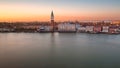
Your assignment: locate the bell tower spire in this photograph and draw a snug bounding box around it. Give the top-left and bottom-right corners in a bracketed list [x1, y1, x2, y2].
[51, 10, 54, 21]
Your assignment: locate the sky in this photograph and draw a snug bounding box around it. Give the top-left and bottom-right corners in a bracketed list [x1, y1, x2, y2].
[0, 0, 120, 22]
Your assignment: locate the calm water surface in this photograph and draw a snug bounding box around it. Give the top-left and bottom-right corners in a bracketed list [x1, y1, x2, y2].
[0, 33, 120, 68]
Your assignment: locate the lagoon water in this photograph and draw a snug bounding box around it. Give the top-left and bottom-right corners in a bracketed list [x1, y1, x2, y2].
[0, 33, 120, 68]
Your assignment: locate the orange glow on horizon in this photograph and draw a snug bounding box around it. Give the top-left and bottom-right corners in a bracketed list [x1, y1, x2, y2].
[0, 15, 120, 22]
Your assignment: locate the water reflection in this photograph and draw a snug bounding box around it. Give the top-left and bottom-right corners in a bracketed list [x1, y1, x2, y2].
[0, 33, 120, 68]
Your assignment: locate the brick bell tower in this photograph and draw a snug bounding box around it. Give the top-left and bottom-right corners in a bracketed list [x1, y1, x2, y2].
[51, 11, 55, 32]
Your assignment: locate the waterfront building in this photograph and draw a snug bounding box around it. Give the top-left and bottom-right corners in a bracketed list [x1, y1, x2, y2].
[102, 26, 109, 33]
[75, 23, 81, 30]
[118, 27, 120, 32]
[108, 26, 119, 34]
[93, 26, 102, 33]
[39, 26, 51, 31]
[37, 24, 53, 32]
[77, 26, 86, 32]
[0, 28, 14, 32]
[58, 23, 76, 32]
[85, 26, 94, 33]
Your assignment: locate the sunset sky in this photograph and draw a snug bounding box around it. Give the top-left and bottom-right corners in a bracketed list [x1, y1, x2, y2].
[0, 0, 120, 22]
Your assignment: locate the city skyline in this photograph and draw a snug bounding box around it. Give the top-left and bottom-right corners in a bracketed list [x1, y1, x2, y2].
[0, 0, 120, 22]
